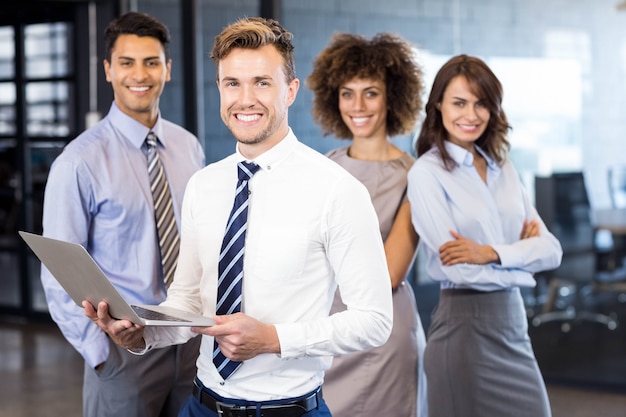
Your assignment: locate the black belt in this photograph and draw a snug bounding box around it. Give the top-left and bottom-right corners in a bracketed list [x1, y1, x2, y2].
[192, 379, 321, 417]
[442, 288, 510, 296]
[442, 288, 486, 295]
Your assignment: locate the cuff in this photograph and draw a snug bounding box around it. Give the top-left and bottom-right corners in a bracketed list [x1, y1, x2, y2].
[126, 339, 152, 355]
[491, 244, 520, 268]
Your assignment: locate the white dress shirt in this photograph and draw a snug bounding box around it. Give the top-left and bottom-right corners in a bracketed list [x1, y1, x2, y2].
[407, 141, 562, 292]
[143, 129, 393, 401]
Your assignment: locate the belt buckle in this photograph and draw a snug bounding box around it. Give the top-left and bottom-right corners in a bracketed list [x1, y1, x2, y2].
[215, 401, 251, 417]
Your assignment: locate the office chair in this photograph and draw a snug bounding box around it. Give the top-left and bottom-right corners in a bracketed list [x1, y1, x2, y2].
[603, 165, 626, 302]
[531, 172, 624, 332]
[608, 165, 626, 209]
[606, 165, 626, 267]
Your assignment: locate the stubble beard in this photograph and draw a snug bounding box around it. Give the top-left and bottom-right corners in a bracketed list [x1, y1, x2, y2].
[231, 125, 271, 146]
[225, 109, 285, 147]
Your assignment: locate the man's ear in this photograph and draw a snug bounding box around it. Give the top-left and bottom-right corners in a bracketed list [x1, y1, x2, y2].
[286, 78, 300, 107]
[103, 59, 111, 83]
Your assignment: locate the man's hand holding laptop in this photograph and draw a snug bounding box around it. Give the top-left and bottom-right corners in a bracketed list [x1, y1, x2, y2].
[84, 300, 147, 351]
[85, 299, 281, 361]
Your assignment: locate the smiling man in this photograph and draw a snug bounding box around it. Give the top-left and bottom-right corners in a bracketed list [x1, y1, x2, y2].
[85, 17, 393, 417]
[40, 12, 205, 417]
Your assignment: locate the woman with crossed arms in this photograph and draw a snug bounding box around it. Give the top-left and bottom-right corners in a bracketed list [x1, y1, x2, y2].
[407, 54, 562, 417]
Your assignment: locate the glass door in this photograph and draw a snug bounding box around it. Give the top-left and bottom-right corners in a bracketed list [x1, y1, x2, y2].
[0, 13, 77, 318]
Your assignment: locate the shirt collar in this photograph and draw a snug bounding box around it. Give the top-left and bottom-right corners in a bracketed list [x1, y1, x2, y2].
[444, 140, 498, 170]
[108, 101, 164, 149]
[235, 128, 297, 173]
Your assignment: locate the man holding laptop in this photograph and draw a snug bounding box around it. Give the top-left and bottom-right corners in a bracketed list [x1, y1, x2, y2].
[86, 17, 393, 417]
[39, 12, 204, 417]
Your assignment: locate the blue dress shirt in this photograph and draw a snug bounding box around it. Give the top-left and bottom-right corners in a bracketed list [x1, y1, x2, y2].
[40, 102, 205, 368]
[407, 141, 562, 292]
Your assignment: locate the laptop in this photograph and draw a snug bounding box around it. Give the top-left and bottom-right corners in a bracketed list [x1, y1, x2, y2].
[19, 231, 214, 327]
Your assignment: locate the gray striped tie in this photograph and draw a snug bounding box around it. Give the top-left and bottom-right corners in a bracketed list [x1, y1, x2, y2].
[146, 132, 179, 288]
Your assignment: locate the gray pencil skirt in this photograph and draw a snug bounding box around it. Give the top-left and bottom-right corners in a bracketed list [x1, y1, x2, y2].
[424, 287, 551, 417]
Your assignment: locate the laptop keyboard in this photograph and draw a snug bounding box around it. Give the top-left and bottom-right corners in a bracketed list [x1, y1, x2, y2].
[131, 305, 190, 322]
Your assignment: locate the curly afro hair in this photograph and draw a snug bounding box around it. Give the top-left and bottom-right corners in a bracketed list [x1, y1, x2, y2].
[306, 32, 424, 139]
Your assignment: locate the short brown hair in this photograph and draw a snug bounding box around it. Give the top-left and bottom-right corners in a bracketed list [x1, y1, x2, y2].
[306, 32, 424, 139]
[416, 54, 511, 170]
[211, 17, 296, 82]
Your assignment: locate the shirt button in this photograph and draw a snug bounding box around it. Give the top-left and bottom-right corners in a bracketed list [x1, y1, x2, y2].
[266, 165, 271, 170]
[219, 381, 225, 386]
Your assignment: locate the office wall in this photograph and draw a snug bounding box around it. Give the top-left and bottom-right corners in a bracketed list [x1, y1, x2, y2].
[141, 0, 626, 207]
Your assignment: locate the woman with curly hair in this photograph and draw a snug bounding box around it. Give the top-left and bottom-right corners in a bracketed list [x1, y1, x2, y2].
[307, 32, 427, 417]
[407, 54, 562, 416]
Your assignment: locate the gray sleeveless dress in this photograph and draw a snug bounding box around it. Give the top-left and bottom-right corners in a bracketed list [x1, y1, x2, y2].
[323, 146, 427, 417]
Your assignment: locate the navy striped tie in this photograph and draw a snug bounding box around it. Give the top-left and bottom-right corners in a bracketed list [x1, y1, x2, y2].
[213, 161, 260, 379]
[146, 132, 179, 289]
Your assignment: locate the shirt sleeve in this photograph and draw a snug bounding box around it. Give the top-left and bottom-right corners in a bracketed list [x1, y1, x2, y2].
[492, 182, 563, 273]
[276, 177, 393, 359]
[40, 158, 109, 368]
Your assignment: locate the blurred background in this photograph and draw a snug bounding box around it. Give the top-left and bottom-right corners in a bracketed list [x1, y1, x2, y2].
[0, 0, 625, 414]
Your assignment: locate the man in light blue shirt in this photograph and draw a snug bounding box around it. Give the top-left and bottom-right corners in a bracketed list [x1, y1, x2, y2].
[40, 12, 205, 417]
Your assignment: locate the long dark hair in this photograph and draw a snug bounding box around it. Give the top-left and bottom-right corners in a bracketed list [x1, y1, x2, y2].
[416, 54, 511, 170]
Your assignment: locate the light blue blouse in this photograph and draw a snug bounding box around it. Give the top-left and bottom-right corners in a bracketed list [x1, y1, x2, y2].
[407, 141, 562, 292]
